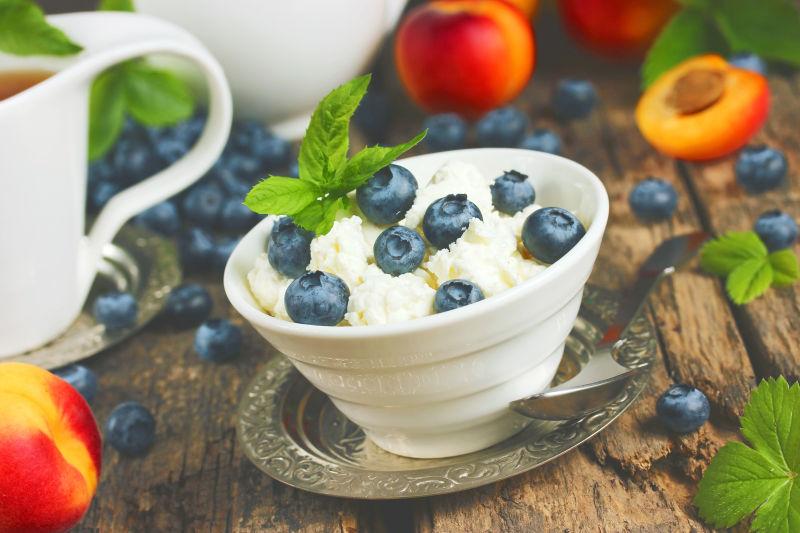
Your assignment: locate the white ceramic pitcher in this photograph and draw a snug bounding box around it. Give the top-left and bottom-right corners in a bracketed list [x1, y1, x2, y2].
[0, 12, 232, 357]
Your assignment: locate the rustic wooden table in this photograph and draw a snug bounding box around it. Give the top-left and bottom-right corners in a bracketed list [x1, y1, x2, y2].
[73, 21, 800, 533]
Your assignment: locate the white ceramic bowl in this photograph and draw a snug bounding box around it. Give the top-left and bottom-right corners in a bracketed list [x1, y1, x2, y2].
[224, 148, 609, 458]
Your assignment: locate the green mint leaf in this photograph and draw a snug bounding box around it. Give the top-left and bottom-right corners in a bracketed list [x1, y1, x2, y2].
[244, 177, 318, 216]
[0, 0, 83, 56]
[88, 67, 126, 160]
[700, 231, 767, 277]
[711, 0, 800, 66]
[292, 195, 345, 235]
[122, 61, 194, 126]
[726, 257, 773, 304]
[769, 249, 800, 287]
[695, 377, 800, 532]
[298, 74, 370, 188]
[98, 0, 134, 11]
[335, 130, 427, 192]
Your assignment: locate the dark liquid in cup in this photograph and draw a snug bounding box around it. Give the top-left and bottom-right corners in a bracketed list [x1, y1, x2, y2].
[0, 70, 53, 101]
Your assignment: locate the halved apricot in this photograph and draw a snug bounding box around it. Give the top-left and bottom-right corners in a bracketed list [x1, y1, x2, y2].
[636, 54, 770, 161]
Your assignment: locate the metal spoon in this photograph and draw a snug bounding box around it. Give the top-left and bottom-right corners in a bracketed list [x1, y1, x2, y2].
[510, 231, 710, 420]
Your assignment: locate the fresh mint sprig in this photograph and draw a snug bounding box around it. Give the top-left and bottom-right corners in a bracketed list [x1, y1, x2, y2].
[244, 75, 426, 236]
[700, 230, 799, 304]
[695, 376, 800, 532]
[0, 0, 83, 56]
[642, 0, 800, 87]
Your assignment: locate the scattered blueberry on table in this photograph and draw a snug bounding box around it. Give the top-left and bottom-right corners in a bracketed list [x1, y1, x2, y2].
[268, 217, 314, 278]
[356, 164, 419, 225]
[736, 145, 788, 194]
[53, 365, 98, 402]
[88, 180, 120, 213]
[163, 283, 213, 329]
[423, 193, 483, 249]
[519, 128, 562, 155]
[135, 201, 181, 237]
[552, 79, 597, 121]
[423, 113, 468, 152]
[656, 384, 710, 434]
[629, 177, 678, 221]
[476, 106, 529, 147]
[728, 53, 767, 75]
[754, 210, 798, 251]
[106, 401, 156, 456]
[491, 170, 536, 214]
[194, 319, 243, 362]
[522, 207, 586, 264]
[182, 182, 225, 229]
[178, 227, 216, 272]
[213, 237, 240, 272]
[92, 291, 138, 330]
[219, 198, 259, 233]
[434, 279, 485, 313]
[374, 226, 426, 276]
[284, 272, 350, 326]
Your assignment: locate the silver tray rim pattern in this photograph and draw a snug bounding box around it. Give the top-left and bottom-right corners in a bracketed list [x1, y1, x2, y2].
[236, 286, 656, 499]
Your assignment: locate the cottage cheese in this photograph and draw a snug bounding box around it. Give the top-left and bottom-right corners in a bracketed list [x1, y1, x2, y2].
[503, 203, 541, 240]
[247, 253, 292, 321]
[309, 216, 370, 288]
[345, 266, 436, 326]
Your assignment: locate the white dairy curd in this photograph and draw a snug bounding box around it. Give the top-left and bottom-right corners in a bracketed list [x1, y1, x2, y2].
[309, 216, 370, 289]
[345, 266, 436, 326]
[503, 202, 541, 239]
[247, 253, 292, 321]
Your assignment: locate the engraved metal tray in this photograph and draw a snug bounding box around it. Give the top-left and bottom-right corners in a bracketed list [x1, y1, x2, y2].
[237, 286, 656, 499]
[1, 225, 181, 369]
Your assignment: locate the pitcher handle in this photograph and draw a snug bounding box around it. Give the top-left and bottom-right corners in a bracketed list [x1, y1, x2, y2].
[53, 12, 233, 297]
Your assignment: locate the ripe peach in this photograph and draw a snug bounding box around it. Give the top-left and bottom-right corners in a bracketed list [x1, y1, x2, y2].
[0, 363, 101, 533]
[558, 0, 677, 58]
[636, 54, 770, 161]
[395, 0, 535, 117]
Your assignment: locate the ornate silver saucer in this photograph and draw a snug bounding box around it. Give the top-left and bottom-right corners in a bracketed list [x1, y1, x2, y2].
[237, 286, 656, 499]
[1, 225, 181, 369]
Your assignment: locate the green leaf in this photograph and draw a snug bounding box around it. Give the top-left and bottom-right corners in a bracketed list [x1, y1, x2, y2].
[244, 177, 318, 216]
[122, 62, 194, 126]
[700, 231, 767, 276]
[641, 8, 727, 88]
[695, 377, 800, 532]
[98, 0, 134, 11]
[292, 195, 345, 235]
[769, 249, 800, 287]
[88, 67, 126, 160]
[0, 0, 83, 56]
[335, 130, 427, 192]
[298, 74, 370, 187]
[726, 257, 773, 304]
[711, 0, 800, 65]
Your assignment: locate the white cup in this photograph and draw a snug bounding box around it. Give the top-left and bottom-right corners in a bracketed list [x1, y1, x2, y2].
[136, 0, 408, 139]
[0, 12, 232, 357]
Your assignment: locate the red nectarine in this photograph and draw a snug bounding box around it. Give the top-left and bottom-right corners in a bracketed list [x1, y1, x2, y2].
[395, 0, 535, 117]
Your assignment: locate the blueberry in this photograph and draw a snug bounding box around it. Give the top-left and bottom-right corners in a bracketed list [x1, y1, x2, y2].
[178, 227, 216, 271]
[754, 210, 798, 251]
[475, 106, 529, 147]
[656, 384, 710, 433]
[182, 183, 224, 228]
[252, 132, 291, 170]
[284, 271, 350, 326]
[88, 180, 120, 212]
[522, 207, 586, 264]
[169, 112, 206, 147]
[423, 113, 467, 152]
[212, 166, 251, 198]
[374, 226, 426, 276]
[194, 319, 242, 362]
[422, 194, 483, 249]
[92, 291, 138, 330]
[288, 160, 299, 179]
[106, 401, 156, 456]
[53, 365, 98, 402]
[356, 164, 418, 225]
[268, 217, 313, 278]
[728, 53, 767, 75]
[89, 158, 114, 183]
[628, 177, 678, 221]
[434, 279, 484, 313]
[230, 120, 269, 153]
[135, 201, 181, 236]
[491, 170, 536, 214]
[519, 128, 562, 155]
[552, 79, 597, 121]
[220, 198, 258, 232]
[163, 283, 213, 328]
[111, 137, 162, 185]
[212, 237, 239, 272]
[153, 136, 190, 165]
[736, 145, 788, 194]
[354, 88, 391, 142]
[226, 152, 265, 184]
